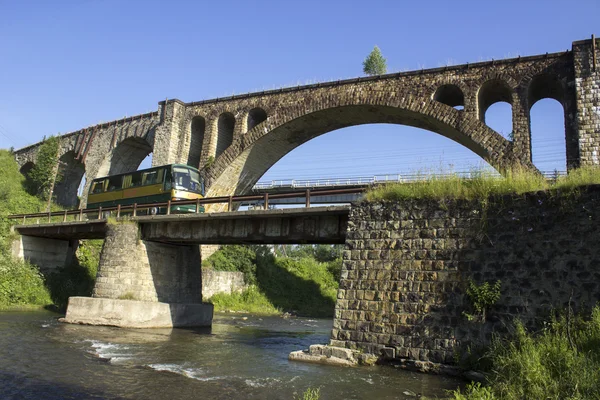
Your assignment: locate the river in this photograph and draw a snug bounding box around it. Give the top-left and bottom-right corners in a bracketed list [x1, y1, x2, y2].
[0, 311, 459, 399]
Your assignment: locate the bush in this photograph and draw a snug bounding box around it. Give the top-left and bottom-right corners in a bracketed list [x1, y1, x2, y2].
[204, 245, 342, 317]
[208, 286, 279, 315]
[202, 245, 257, 284]
[452, 306, 600, 400]
[26, 136, 60, 200]
[0, 257, 51, 307]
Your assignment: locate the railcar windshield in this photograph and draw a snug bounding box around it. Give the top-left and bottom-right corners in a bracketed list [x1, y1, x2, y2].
[172, 166, 203, 194]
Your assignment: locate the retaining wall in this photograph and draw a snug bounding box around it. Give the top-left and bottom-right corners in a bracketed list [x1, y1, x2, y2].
[332, 187, 600, 363]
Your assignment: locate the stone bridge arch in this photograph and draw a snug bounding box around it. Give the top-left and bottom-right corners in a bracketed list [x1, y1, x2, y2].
[54, 151, 85, 208]
[205, 92, 536, 199]
[96, 136, 153, 178]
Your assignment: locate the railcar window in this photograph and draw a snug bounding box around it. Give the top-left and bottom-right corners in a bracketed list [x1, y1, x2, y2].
[107, 176, 122, 191]
[131, 172, 143, 187]
[143, 171, 159, 185]
[172, 166, 202, 193]
[91, 180, 106, 194]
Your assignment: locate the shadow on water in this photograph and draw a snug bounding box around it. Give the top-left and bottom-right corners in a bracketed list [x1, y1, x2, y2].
[254, 250, 336, 318]
[0, 371, 127, 400]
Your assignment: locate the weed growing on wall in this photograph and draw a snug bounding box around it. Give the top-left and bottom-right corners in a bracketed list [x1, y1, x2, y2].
[463, 280, 501, 322]
[26, 136, 61, 201]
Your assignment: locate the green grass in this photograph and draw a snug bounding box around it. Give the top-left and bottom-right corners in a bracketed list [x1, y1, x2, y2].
[205, 245, 341, 317]
[452, 306, 600, 400]
[365, 168, 549, 202]
[0, 150, 101, 310]
[210, 286, 281, 315]
[554, 165, 600, 190]
[295, 387, 321, 400]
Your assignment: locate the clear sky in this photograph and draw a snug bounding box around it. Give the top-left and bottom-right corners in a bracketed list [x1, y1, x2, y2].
[1, 0, 598, 183]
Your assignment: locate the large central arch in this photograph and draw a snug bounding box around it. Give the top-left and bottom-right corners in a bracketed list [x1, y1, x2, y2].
[205, 92, 534, 199]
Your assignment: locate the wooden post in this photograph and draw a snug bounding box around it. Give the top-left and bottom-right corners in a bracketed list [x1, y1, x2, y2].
[305, 189, 311, 208]
[63, 210, 68, 222]
[264, 193, 269, 210]
[98, 206, 102, 220]
[196, 198, 200, 213]
[48, 212, 51, 223]
[167, 200, 171, 215]
[133, 203, 137, 217]
[117, 204, 121, 218]
[228, 196, 233, 211]
[79, 208, 83, 222]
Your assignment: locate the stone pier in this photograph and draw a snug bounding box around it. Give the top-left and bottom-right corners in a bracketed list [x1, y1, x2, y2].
[62, 222, 213, 328]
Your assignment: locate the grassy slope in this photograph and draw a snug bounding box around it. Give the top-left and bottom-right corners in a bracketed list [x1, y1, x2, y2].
[205, 246, 341, 317]
[0, 150, 100, 310]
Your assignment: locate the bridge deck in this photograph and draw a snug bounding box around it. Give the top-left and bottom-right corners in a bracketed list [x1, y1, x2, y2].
[13, 206, 350, 244]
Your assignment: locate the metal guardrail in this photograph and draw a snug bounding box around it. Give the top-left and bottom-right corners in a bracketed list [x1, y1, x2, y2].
[7, 187, 366, 224]
[252, 171, 568, 190]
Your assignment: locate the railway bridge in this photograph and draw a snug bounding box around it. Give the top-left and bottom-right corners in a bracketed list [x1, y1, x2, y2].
[12, 38, 600, 210]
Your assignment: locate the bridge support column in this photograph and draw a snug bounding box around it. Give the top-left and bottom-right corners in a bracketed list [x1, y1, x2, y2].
[573, 38, 600, 166]
[63, 222, 213, 328]
[152, 100, 187, 167]
[11, 235, 78, 274]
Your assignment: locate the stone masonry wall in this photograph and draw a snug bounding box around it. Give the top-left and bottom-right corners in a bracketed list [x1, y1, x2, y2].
[573, 38, 600, 166]
[201, 269, 247, 300]
[331, 188, 600, 364]
[93, 223, 202, 303]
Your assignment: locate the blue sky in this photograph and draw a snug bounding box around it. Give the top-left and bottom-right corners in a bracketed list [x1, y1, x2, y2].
[1, 0, 598, 183]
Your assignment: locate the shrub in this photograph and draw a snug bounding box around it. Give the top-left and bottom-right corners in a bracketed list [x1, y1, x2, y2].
[0, 257, 51, 307]
[204, 245, 341, 317]
[202, 245, 257, 284]
[452, 306, 600, 400]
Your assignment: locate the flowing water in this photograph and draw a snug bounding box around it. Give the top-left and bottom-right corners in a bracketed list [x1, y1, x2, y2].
[0, 311, 459, 399]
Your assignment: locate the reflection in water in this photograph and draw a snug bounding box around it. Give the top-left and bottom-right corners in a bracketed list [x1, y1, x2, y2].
[0, 311, 459, 399]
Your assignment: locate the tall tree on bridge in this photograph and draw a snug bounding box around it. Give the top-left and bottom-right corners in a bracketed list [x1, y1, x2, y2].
[363, 46, 387, 76]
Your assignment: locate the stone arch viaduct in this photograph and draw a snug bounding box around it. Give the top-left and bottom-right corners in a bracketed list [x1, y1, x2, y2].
[13, 38, 599, 208]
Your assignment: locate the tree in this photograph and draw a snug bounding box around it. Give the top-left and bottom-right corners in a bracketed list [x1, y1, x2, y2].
[362, 46, 387, 76]
[28, 136, 60, 202]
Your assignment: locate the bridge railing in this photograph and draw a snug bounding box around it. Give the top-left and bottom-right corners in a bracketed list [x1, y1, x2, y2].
[7, 187, 366, 225]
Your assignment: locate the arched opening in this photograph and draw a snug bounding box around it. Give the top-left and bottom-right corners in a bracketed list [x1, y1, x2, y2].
[97, 137, 153, 178]
[433, 84, 464, 110]
[19, 162, 36, 193]
[216, 112, 235, 158]
[247, 108, 267, 131]
[528, 74, 567, 173]
[478, 79, 513, 140]
[207, 103, 511, 199]
[19, 161, 35, 178]
[257, 124, 492, 185]
[54, 151, 85, 208]
[188, 116, 205, 168]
